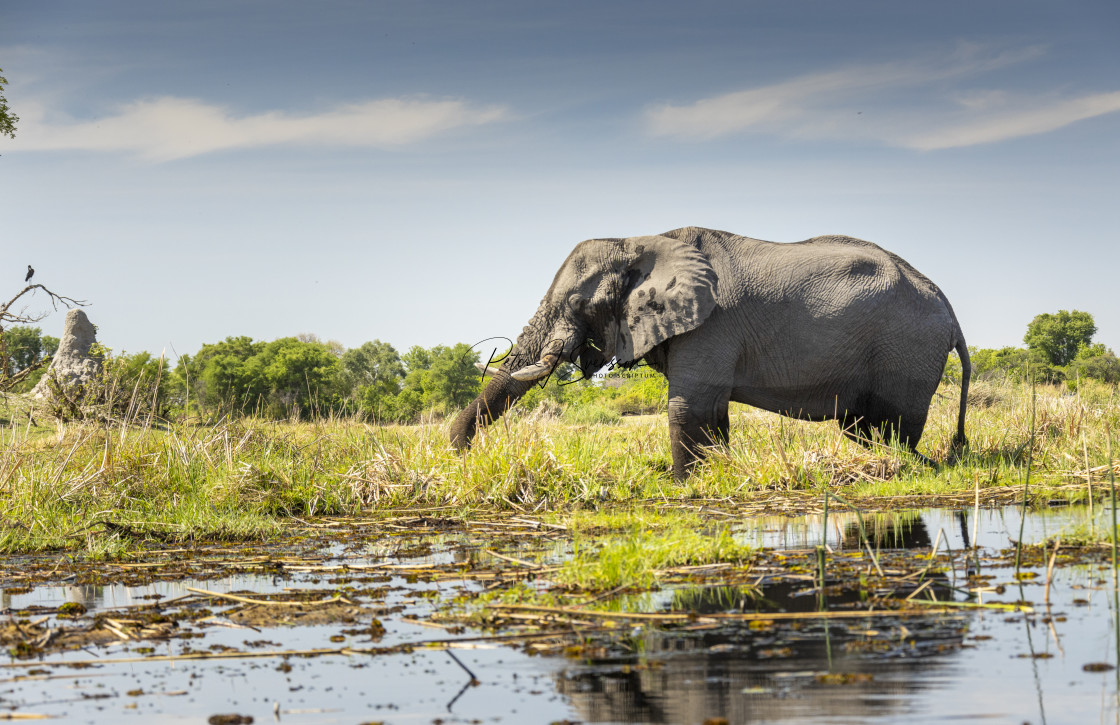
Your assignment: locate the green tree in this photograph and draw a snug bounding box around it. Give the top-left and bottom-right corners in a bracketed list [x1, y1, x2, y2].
[178, 336, 343, 418]
[42, 334, 59, 359]
[401, 345, 434, 371]
[1, 326, 59, 391]
[0, 67, 17, 139]
[177, 336, 266, 415]
[1068, 343, 1120, 385]
[426, 343, 483, 410]
[3, 326, 48, 373]
[103, 350, 178, 418]
[255, 337, 342, 417]
[340, 340, 404, 394]
[1023, 310, 1097, 367]
[971, 346, 1033, 377]
[379, 385, 424, 422]
[373, 343, 482, 422]
[612, 369, 669, 414]
[969, 345, 1062, 383]
[341, 340, 406, 420]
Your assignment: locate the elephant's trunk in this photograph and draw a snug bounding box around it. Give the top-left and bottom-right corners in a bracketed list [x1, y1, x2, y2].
[450, 308, 583, 449]
[449, 308, 552, 448]
[449, 369, 537, 449]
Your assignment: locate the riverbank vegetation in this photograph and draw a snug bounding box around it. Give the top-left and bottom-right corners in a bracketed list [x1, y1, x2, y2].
[1, 305, 1118, 554]
[0, 369, 1116, 555]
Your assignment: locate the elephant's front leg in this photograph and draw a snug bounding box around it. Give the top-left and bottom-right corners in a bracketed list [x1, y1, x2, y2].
[667, 384, 731, 480]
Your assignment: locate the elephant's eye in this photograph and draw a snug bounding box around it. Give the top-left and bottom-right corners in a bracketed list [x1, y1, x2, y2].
[568, 294, 585, 313]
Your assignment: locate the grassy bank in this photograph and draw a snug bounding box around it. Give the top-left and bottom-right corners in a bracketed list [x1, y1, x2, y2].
[0, 378, 1117, 553]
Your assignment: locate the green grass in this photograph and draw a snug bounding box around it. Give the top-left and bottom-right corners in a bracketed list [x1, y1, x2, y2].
[561, 508, 710, 533]
[1049, 523, 1117, 548]
[0, 377, 1117, 553]
[557, 526, 753, 590]
[561, 402, 621, 425]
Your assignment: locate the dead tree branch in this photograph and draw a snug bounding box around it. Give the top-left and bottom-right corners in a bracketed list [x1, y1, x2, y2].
[0, 283, 87, 326]
[0, 283, 87, 392]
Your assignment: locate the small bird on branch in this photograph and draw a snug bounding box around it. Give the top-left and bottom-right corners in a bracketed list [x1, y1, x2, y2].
[25, 265, 34, 283]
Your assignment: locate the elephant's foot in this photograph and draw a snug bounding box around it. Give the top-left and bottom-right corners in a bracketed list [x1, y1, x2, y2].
[667, 393, 729, 481]
[909, 448, 936, 467]
[669, 437, 710, 481]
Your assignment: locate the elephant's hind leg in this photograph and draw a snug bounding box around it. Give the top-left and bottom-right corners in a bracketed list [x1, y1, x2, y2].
[888, 405, 934, 464]
[837, 407, 933, 465]
[838, 411, 880, 448]
[839, 415, 867, 444]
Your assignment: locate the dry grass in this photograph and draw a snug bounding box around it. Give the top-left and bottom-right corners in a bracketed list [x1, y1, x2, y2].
[0, 379, 1116, 552]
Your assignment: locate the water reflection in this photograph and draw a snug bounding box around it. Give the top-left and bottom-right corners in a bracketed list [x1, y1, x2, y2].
[1, 505, 1118, 724]
[739, 505, 1111, 560]
[840, 512, 933, 549]
[557, 577, 970, 724]
[553, 505, 1120, 725]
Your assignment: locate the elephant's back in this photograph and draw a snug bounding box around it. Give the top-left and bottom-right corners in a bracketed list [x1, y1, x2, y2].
[801, 234, 943, 293]
[740, 235, 956, 376]
[661, 226, 954, 325]
[750, 235, 946, 313]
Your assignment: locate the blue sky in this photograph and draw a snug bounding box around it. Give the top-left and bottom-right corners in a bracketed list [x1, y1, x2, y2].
[3, 1, 1119, 360]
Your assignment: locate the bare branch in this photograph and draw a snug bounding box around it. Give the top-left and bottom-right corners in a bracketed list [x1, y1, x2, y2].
[0, 355, 51, 393]
[0, 282, 87, 392]
[0, 283, 88, 325]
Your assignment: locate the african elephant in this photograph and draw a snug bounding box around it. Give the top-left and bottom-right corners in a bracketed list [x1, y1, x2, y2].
[450, 226, 970, 480]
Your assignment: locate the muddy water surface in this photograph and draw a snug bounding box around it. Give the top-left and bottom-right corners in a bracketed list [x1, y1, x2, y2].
[1, 505, 1118, 724]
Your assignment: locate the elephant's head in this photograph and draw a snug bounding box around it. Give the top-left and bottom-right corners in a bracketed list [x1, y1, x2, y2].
[449, 231, 718, 449]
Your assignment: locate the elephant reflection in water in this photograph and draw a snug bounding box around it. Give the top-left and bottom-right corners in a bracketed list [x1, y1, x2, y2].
[842, 513, 933, 550]
[453, 227, 970, 479]
[841, 510, 974, 552]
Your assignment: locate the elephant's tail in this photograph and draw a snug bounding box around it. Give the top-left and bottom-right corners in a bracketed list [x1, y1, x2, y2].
[953, 331, 971, 449]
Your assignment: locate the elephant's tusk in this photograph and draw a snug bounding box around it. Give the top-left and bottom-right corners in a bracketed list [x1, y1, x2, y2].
[475, 362, 504, 376]
[510, 362, 553, 381]
[511, 340, 564, 382]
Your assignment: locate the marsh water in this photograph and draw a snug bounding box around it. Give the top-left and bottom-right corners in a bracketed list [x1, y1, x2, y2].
[2, 504, 1118, 725]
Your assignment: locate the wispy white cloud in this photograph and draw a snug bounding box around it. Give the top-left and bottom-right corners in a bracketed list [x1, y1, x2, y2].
[10, 96, 509, 161]
[645, 45, 1120, 150]
[904, 91, 1120, 150]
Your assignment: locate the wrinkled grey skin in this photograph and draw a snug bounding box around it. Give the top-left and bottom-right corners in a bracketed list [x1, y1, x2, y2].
[450, 227, 970, 480]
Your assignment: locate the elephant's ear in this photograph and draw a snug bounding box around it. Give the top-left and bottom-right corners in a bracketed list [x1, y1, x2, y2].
[611, 235, 718, 362]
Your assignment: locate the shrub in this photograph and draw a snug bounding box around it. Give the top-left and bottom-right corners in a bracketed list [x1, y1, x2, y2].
[562, 402, 621, 425]
[611, 370, 668, 415]
[1066, 344, 1120, 387]
[39, 346, 179, 422]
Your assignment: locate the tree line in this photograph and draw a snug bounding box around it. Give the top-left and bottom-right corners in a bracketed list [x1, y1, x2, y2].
[3, 308, 1117, 424]
[962, 309, 1120, 385]
[176, 336, 483, 421]
[3, 332, 484, 421]
[1, 327, 670, 423]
